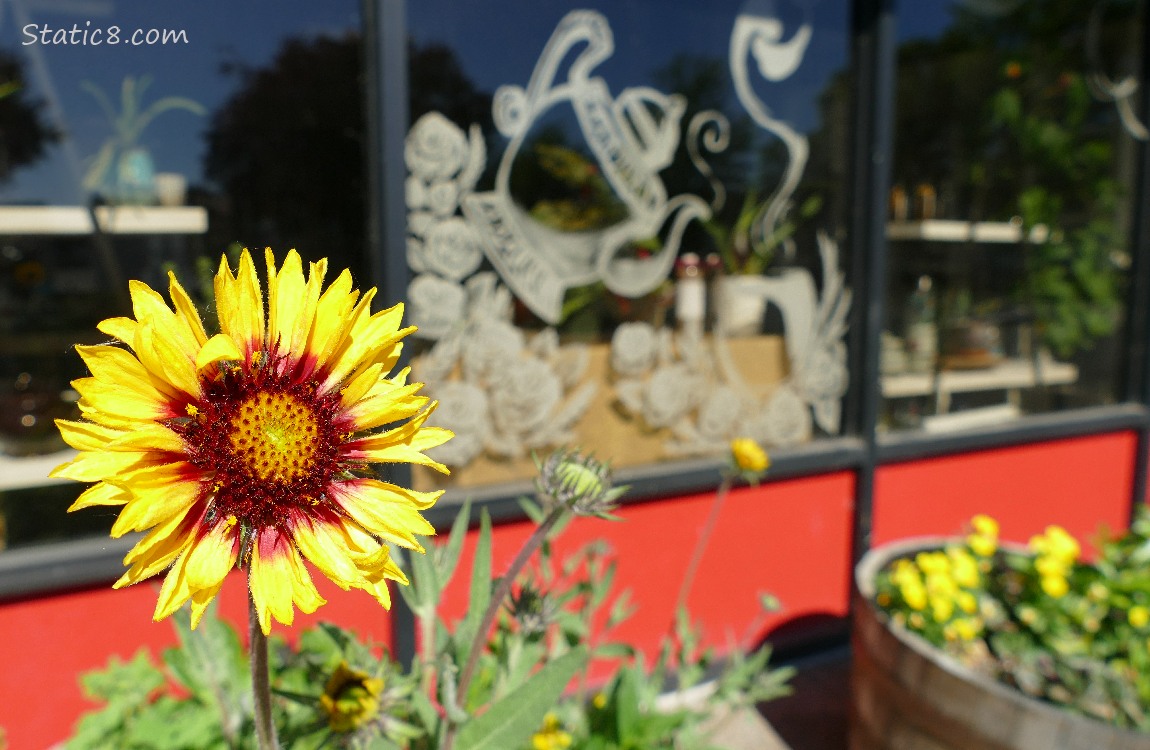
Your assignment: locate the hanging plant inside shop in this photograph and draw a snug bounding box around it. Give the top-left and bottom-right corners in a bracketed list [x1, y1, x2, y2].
[987, 62, 1125, 359]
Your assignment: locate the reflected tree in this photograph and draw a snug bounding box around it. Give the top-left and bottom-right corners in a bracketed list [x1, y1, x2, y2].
[204, 34, 366, 277]
[0, 49, 59, 184]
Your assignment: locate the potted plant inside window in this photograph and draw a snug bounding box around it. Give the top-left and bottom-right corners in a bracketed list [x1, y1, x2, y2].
[80, 74, 205, 205]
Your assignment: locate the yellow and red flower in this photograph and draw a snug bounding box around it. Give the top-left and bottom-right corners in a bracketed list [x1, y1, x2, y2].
[51, 249, 451, 633]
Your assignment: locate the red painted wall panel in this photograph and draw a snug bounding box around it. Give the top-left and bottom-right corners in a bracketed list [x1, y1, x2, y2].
[1, 430, 1137, 750]
[434, 472, 856, 677]
[0, 567, 392, 750]
[872, 432, 1137, 554]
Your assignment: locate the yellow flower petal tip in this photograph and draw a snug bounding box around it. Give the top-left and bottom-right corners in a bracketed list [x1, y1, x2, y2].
[55, 249, 450, 631]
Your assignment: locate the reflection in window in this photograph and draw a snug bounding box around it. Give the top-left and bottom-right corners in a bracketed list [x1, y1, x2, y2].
[881, 0, 1143, 433]
[0, 1, 366, 550]
[403, 2, 855, 489]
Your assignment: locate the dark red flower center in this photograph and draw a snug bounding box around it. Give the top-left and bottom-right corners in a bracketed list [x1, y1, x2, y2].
[171, 361, 350, 529]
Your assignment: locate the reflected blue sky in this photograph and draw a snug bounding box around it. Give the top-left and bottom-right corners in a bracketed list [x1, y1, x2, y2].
[0, 0, 960, 205]
[0, 0, 359, 203]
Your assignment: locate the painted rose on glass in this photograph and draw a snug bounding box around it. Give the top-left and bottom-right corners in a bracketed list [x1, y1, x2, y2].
[425, 381, 491, 468]
[407, 274, 466, 340]
[462, 319, 526, 384]
[609, 322, 658, 377]
[489, 357, 562, 439]
[405, 111, 470, 184]
[419, 217, 484, 282]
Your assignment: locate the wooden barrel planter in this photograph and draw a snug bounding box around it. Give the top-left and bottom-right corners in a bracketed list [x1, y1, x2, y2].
[849, 537, 1150, 750]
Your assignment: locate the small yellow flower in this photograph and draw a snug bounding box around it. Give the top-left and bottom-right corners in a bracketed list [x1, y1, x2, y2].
[948, 548, 980, 588]
[968, 533, 997, 558]
[532, 713, 573, 750]
[1040, 573, 1069, 599]
[730, 437, 769, 474]
[592, 693, 608, 710]
[900, 580, 927, 611]
[915, 551, 951, 576]
[945, 618, 980, 641]
[971, 514, 999, 539]
[908, 612, 926, 629]
[925, 571, 958, 598]
[929, 594, 954, 623]
[320, 662, 385, 733]
[966, 515, 998, 558]
[956, 591, 978, 614]
[892, 559, 919, 587]
[952, 618, 980, 641]
[1129, 606, 1150, 629]
[1034, 554, 1069, 578]
[1043, 525, 1080, 563]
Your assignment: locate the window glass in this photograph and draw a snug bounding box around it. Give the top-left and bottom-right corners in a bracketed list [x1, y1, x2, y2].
[0, 1, 365, 550]
[881, 0, 1143, 433]
[404, 0, 856, 490]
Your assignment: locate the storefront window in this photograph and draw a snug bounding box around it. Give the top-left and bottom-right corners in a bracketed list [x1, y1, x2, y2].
[403, 0, 856, 490]
[880, 0, 1143, 434]
[0, 1, 366, 549]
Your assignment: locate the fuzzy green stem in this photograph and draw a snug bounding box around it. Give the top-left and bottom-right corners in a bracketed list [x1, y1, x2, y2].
[418, 604, 438, 694]
[249, 592, 279, 750]
[672, 474, 733, 626]
[441, 506, 565, 750]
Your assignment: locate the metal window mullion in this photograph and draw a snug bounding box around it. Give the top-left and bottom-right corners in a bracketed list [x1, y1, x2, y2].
[846, 0, 899, 566]
[1125, 10, 1150, 523]
[363, 0, 418, 668]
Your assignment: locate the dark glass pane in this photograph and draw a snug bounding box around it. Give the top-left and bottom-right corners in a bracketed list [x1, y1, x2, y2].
[0, 1, 366, 550]
[881, 0, 1142, 434]
[403, 1, 856, 489]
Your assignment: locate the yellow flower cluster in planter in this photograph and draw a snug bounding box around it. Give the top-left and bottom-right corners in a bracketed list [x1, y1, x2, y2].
[874, 509, 1150, 732]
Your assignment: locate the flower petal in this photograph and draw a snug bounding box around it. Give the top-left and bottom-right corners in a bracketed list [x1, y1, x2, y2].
[167, 271, 209, 347]
[117, 503, 202, 586]
[307, 268, 358, 375]
[214, 249, 265, 356]
[196, 333, 245, 371]
[250, 529, 325, 634]
[184, 517, 239, 591]
[291, 517, 359, 589]
[109, 463, 205, 538]
[75, 345, 174, 403]
[71, 377, 173, 424]
[330, 479, 437, 550]
[344, 406, 453, 474]
[68, 481, 130, 511]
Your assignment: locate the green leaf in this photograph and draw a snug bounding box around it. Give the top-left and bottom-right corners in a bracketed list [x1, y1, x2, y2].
[162, 605, 248, 737]
[123, 695, 221, 748]
[438, 500, 473, 592]
[454, 646, 588, 750]
[80, 649, 165, 704]
[614, 663, 642, 741]
[458, 508, 493, 653]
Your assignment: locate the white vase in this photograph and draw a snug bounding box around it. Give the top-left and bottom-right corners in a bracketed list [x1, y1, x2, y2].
[715, 275, 769, 336]
[154, 172, 188, 206]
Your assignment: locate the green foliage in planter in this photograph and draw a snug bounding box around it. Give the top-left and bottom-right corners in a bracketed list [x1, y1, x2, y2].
[69, 481, 791, 749]
[874, 507, 1150, 732]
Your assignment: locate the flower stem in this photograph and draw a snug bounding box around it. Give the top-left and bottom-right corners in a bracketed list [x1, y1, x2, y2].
[249, 592, 279, 750]
[441, 506, 565, 750]
[672, 474, 732, 626]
